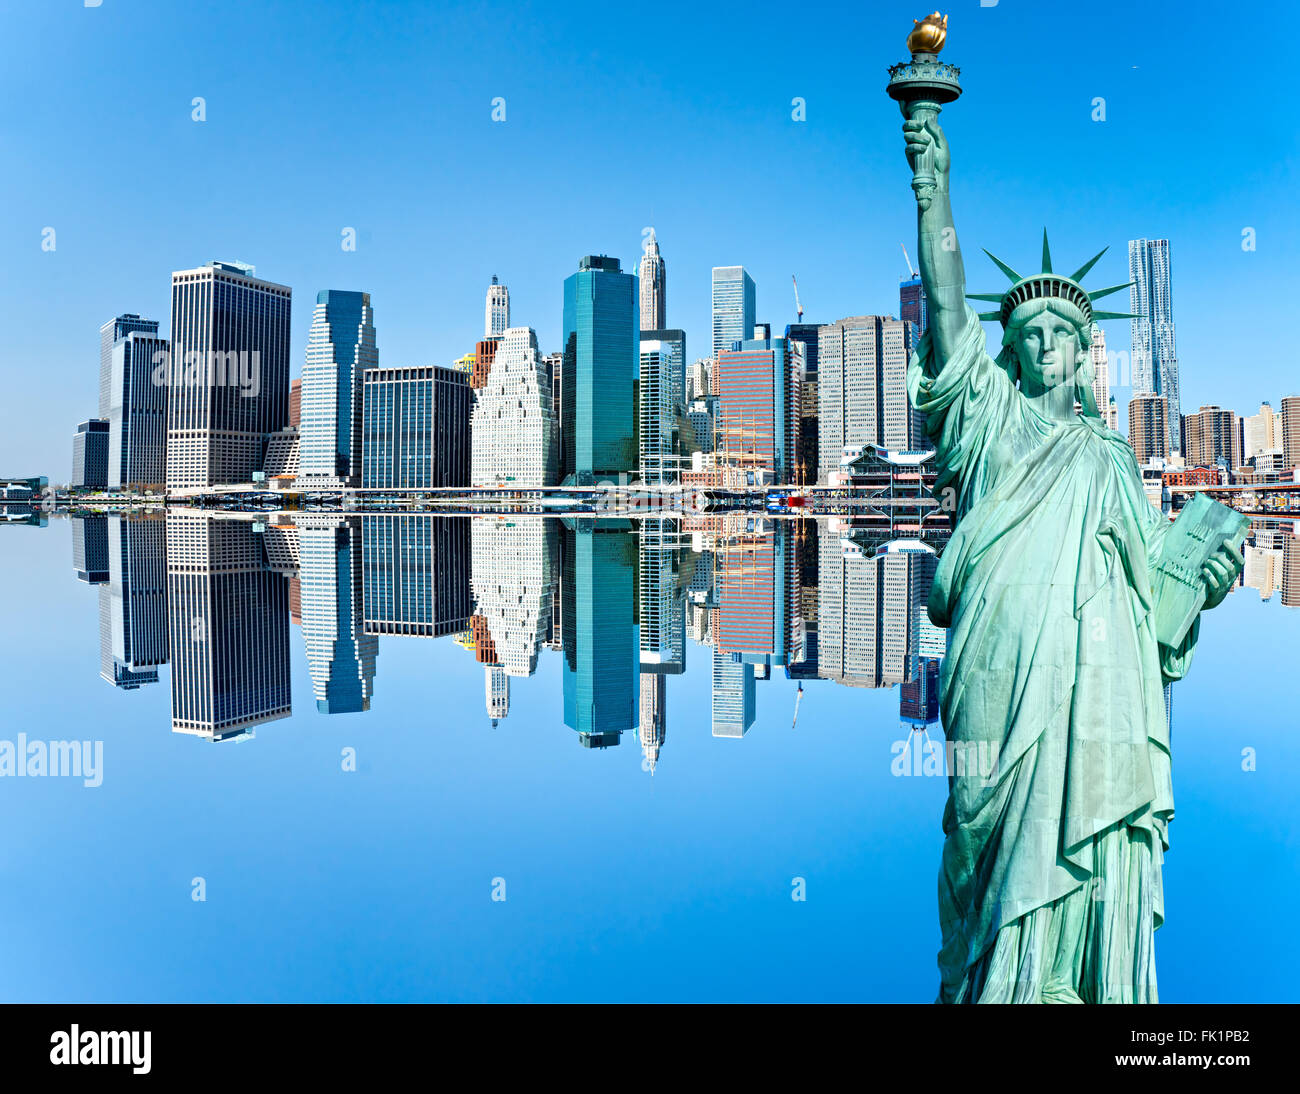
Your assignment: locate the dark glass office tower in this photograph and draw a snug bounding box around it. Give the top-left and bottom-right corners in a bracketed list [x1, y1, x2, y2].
[166, 514, 291, 741]
[166, 262, 291, 489]
[362, 515, 471, 637]
[100, 515, 168, 689]
[71, 513, 109, 583]
[72, 419, 109, 489]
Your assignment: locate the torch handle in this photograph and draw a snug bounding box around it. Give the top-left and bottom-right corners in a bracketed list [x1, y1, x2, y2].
[901, 98, 942, 196]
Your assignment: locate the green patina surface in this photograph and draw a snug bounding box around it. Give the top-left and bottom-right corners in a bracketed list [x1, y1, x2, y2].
[892, 37, 1245, 1003]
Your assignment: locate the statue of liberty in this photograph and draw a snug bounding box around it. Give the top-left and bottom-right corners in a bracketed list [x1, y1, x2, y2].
[894, 16, 1245, 1003]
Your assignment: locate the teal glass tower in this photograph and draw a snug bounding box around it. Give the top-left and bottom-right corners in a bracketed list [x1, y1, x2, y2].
[561, 256, 638, 485]
[561, 520, 637, 747]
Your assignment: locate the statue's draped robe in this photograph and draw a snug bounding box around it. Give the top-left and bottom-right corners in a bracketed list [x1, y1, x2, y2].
[907, 307, 1197, 1004]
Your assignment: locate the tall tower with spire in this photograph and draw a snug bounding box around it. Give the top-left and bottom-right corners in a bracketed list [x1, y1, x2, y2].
[638, 228, 666, 331]
[485, 275, 510, 338]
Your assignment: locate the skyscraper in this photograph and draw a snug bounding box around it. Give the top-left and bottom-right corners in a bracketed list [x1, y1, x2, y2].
[1282, 396, 1300, 472]
[1244, 401, 1284, 462]
[470, 327, 557, 487]
[714, 331, 802, 483]
[638, 329, 685, 484]
[166, 262, 292, 489]
[362, 515, 471, 637]
[99, 515, 168, 690]
[786, 323, 821, 484]
[99, 314, 159, 419]
[71, 513, 109, 583]
[561, 520, 637, 747]
[300, 290, 377, 487]
[900, 274, 928, 334]
[485, 275, 509, 338]
[639, 517, 686, 674]
[298, 516, 377, 714]
[362, 365, 472, 489]
[1128, 393, 1169, 464]
[711, 266, 756, 359]
[1184, 406, 1242, 470]
[1088, 322, 1111, 423]
[71, 419, 109, 489]
[711, 649, 756, 738]
[817, 316, 921, 482]
[470, 516, 555, 678]
[100, 315, 168, 489]
[1129, 238, 1180, 454]
[638, 228, 667, 331]
[166, 514, 292, 741]
[561, 256, 638, 485]
[817, 541, 917, 689]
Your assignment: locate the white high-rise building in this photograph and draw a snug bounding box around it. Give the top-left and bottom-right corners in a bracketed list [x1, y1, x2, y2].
[638, 228, 667, 331]
[1244, 401, 1285, 462]
[470, 517, 555, 683]
[817, 316, 921, 482]
[485, 665, 510, 724]
[470, 326, 557, 486]
[485, 275, 510, 338]
[1088, 322, 1111, 422]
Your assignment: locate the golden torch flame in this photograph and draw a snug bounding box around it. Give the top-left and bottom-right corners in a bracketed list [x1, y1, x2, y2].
[907, 12, 948, 54]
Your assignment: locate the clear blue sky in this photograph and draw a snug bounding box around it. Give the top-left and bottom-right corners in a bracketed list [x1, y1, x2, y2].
[2, 0, 1297, 476]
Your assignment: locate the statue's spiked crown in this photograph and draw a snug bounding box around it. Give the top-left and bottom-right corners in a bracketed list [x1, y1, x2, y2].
[967, 230, 1137, 329]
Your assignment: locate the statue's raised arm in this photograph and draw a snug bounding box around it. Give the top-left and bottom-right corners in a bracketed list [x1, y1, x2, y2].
[902, 115, 967, 369]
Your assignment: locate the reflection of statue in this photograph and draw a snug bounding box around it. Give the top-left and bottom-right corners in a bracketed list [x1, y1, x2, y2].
[892, 17, 1244, 1003]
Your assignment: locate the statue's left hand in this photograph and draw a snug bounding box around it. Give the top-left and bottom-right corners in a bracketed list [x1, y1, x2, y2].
[1201, 540, 1244, 610]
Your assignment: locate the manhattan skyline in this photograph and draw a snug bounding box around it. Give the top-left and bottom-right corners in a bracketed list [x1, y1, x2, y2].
[3, 1, 1297, 476]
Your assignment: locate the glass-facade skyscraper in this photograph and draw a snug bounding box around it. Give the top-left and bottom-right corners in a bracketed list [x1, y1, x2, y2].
[72, 419, 109, 489]
[166, 262, 292, 489]
[362, 515, 471, 637]
[1128, 238, 1180, 455]
[166, 513, 292, 741]
[99, 313, 159, 419]
[899, 274, 928, 334]
[714, 332, 801, 483]
[300, 290, 377, 486]
[561, 256, 638, 485]
[561, 520, 637, 747]
[711, 266, 756, 359]
[298, 516, 377, 713]
[638, 328, 685, 484]
[361, 366, 472, 489]
[100, 515, 168, 690]
[107, 331, 170, 488]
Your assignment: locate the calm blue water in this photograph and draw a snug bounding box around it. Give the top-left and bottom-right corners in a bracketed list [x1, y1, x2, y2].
[0, 511, 1296, 1002]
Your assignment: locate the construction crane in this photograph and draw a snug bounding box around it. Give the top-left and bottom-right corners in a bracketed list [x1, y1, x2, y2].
[792, 681, 803, 729]
[791, 275, 803, 322]
[900, 243, 917, 279]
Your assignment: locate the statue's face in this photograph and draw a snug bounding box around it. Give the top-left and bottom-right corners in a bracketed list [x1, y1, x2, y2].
[1014, 311, 1081, 390]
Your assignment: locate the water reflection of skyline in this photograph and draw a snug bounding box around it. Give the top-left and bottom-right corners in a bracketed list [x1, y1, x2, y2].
[61, 512, 1300, 763]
